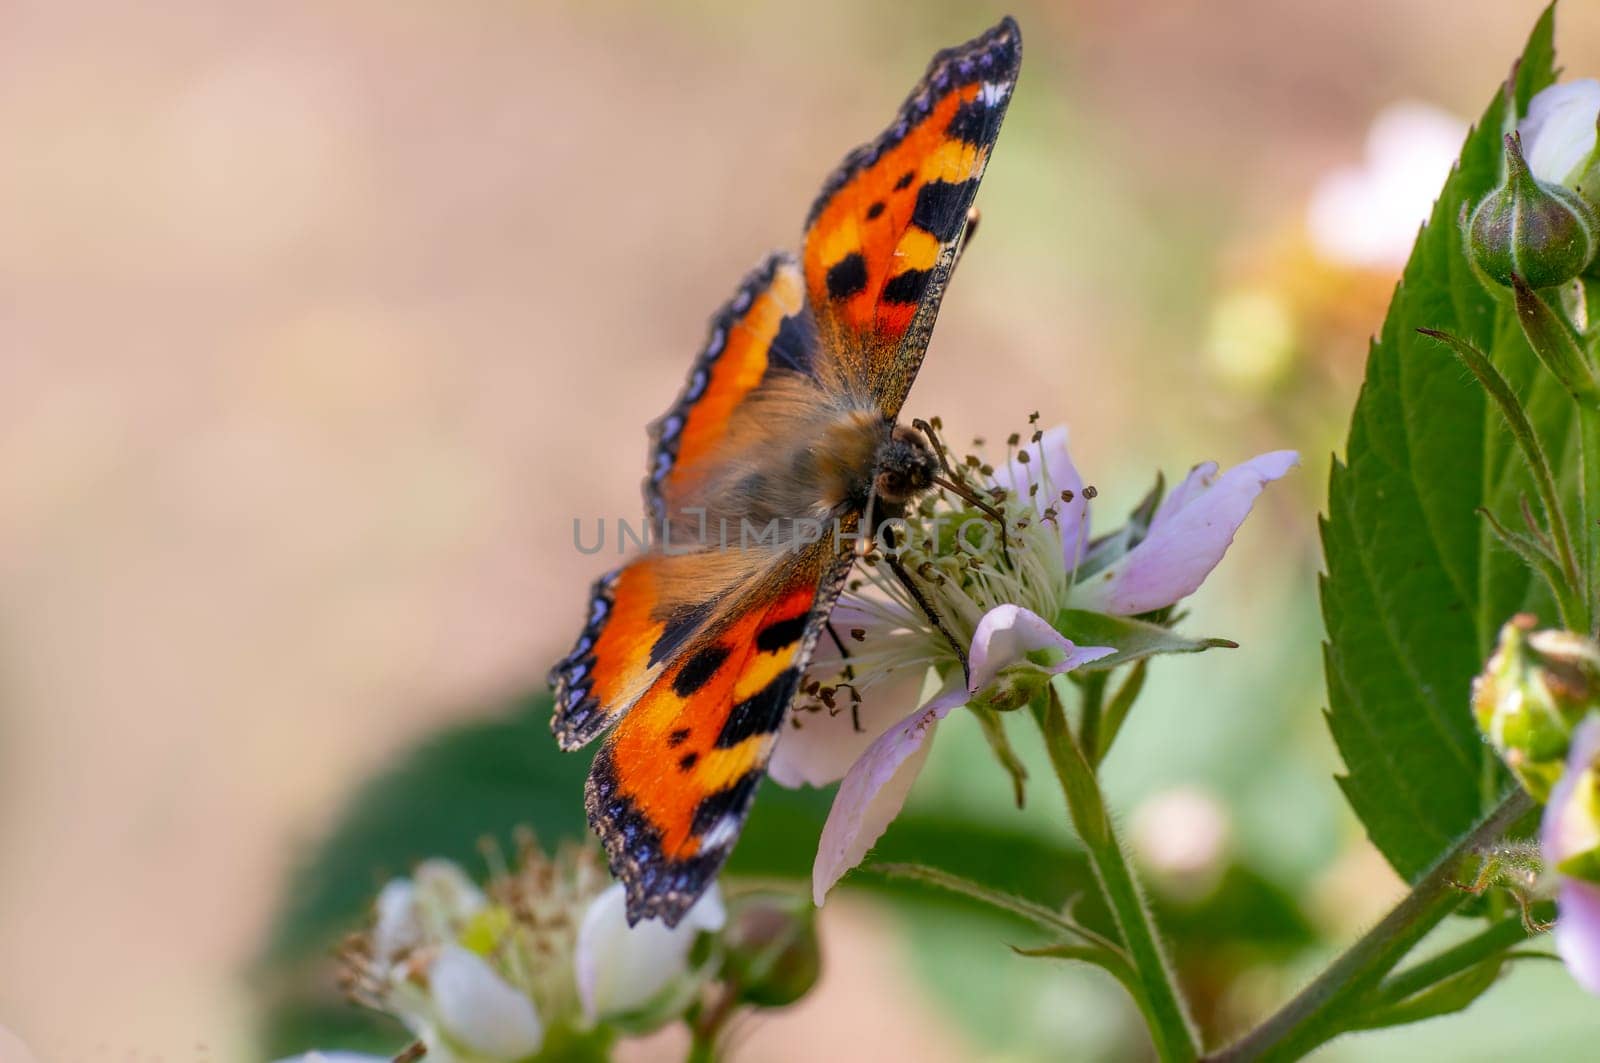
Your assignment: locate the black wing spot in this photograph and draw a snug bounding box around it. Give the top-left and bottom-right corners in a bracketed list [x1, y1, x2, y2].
[912, 179, 976, 243]
[715, 668, 798, 748]
[756, 614, 808, 653]
[650, 600, 714, 667]
[882, 269, 931, 305]
[690, 772, 761, 836]
[678, 752, 699, 772]
[769, 310, 817, 374]
[825, 253, 869, 299]
[668, 728, 692, 747]
[947, 98, 989, 144]
[894, 169, 917, 191]
[866, 200, 886, 220]
[673, 644, 732, 698]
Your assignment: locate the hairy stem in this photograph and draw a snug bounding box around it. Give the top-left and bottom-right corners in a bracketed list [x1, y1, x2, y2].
[1205, 788, 1534, 1062]
[1039, 684, 1200, 1062]
[1580, 403, 1600, 635]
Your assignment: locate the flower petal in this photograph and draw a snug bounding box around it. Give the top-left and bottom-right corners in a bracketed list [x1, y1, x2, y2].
[575, 881, 725, 1022]
[812, 683, 969, 904]
[412, 859, 487, 941]
[371, 878, 421, 965]
[1557, 879, 1600, 995]
[1520, 79, 1600, 185]
[769, 600, 931, 789]
[968, 604, 1114, 692]
[1543, 716, 1600, 865]
[991, 424, 1090, 570]
[1074, 450, 1298, 616]
[430, 944, 544, 1060]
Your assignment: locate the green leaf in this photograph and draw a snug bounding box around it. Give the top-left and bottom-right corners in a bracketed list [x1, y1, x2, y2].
[1350, 956, 1506, 1031]
[1320, 5, 1573, 881]
[1054, 608, 1235, 671]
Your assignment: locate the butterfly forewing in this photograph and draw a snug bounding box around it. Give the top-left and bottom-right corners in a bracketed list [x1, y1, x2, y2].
[802, 16, 1021, 417]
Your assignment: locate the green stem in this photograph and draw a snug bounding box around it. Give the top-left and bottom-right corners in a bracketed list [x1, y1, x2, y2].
[1579, 403, 1600, 635]
[1205, 788, 1534, 1062]
[1039, 685, 1200, 1063]
[685, 981, 740, 1063]
[1076, 671, 1108, 769]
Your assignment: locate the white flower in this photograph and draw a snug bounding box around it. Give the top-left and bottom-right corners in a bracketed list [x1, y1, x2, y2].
[334, 846, 719, 1061]
[427, 944, 546, 1060]
[575, 881, 725, 1021]
[1520, 80, 1600, 186]
[777, 424, 1297, 903]
[1306, 101, 1467, 269]
[810, 605, 1112, 902]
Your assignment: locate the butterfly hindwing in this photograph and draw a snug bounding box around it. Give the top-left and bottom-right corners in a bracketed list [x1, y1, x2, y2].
[802, 16, 1020, 416]
[586, 539, 853, 925]
[551, 549, 757, 750]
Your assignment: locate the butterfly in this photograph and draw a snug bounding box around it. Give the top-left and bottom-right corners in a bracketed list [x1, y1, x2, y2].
[550, 16, 1022, 925]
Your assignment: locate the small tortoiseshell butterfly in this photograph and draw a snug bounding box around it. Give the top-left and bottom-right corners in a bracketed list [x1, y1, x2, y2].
[551, 17, 1022, 925]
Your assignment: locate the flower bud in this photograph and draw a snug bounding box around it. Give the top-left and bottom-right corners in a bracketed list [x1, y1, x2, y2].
[718, 894, 821, 1008]
[1473, 615, 1600, 802]
[1469, 133, 1599, 289]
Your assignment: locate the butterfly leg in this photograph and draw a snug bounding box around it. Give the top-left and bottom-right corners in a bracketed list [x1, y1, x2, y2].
[885, 552, 971, 686]
[826, 620, 866, 732]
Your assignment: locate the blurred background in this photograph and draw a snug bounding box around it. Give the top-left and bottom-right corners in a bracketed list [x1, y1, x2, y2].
[5, 0, 1600, 1059]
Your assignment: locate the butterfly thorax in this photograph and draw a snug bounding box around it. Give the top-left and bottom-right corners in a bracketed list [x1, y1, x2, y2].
[798, 411, 937, 524]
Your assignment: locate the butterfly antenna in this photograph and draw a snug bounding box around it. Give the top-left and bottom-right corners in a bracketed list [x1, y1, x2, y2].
[886, 554, 970, 686]
[915, 418, 1013, 568]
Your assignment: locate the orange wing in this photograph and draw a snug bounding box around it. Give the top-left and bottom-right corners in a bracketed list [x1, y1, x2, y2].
[586, 539, 851, 925]
[645, 252, 817, 527]
[552, 255, 820, 749]
[801, 16, 1021, 416]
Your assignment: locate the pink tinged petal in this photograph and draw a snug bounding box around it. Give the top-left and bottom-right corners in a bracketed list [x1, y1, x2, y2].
[812, 684, 969, 905]
[769, 662, 932, 789]
[429, 944, 543, 1060]
[968, 604, 1115, 691]
[990, 424, 1090, 569]
[1075, 450, 1299, 616]
[1520, 80, 1600, 185]
[769, 601, 929, 790]
[575, 882, 724, 1021]
[1557, 880, 1600, 995]
[1544, 717, 1600, 864]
